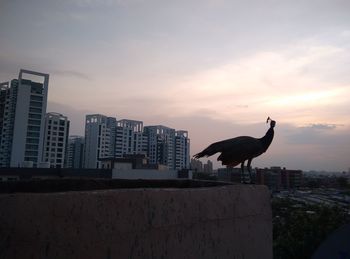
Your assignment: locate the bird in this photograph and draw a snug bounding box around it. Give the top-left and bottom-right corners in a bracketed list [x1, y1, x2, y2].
[193, 117, 276, 183]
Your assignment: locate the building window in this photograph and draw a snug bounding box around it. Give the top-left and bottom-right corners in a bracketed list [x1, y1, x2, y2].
[30, 107, 42, 113]
[29, 101, 42, 107]
[28, 119, 41, 125]
[29, 113, 41, 119]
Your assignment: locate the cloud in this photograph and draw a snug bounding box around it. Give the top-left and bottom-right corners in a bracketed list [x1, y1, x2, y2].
[157, 37, 350, 126]
[51, 70, 91, 80]
[308, 124, 338, 130]
[68, 0, 144, 8]
[284, 123, 349, 145]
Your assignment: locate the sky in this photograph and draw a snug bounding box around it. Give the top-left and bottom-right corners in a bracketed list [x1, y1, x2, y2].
[0, 0, 349, 171]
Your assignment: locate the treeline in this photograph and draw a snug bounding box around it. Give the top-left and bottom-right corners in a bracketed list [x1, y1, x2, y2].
[272, 198, 349, 259]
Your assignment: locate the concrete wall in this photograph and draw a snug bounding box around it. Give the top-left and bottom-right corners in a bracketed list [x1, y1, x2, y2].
[112, 169, 179, 179]
[0, 182, 272, 259]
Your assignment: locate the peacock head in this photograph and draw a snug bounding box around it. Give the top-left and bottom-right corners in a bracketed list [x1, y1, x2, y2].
[266, 117, 276, 128]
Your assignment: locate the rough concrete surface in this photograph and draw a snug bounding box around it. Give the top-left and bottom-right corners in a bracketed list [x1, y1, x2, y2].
[0, 182, 272, 259]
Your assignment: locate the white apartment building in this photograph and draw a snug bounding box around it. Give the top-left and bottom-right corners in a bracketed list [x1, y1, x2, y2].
[175, 130, 190, 170]
[0, 82, 11, 167]
[0, 70, 49, 167]
[84, 114, 116, 169]
[144, 125, 176, 170]
[65, 135, 84, 168]
[115, 119, 148, 158]
[42, 113, 69, 168]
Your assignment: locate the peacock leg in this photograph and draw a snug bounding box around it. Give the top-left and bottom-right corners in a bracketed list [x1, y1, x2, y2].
[240, 161, 246, 183]
[247, 158, 253, 184]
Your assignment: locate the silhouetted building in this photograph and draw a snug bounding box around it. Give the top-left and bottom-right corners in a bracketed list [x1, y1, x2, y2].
[175, 130, 190, 170]
[281, 168, 303, 189]
[42, 112, 69, 168]
[0, 82, 9, 166]
[83, 116, 190, 170]
[0, 70, 49, 167]
[203, 160, 213, 174]
[255, 167, 303, 190]
[65, 135, 84, 168]
[83, 114, 116, 169]
[144, 125, 176, 170]
[100, 154, 149, 170]
[115, 119, 148, 158]
[190, 158, 203, 172]
[217, 167, 242, 183]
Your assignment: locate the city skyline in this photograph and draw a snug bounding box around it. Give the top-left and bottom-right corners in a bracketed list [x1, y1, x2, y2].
[1, 0, 350, 171]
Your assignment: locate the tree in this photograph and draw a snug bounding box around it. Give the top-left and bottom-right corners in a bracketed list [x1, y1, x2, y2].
[272, 198, 349, 259]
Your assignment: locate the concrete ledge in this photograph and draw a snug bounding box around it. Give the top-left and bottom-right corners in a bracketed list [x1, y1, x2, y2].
[0, 180, 272, 259]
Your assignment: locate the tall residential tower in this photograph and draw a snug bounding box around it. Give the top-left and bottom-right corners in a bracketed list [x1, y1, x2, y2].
[65, 135, 84, 168]
[42, 112, 70, 168]
[0, 70, 49, 167]
[115, 119, 148, 158]
[175, 130, 190, 170]
[83, 114, 116, 168]
[144, 125, 176, 170]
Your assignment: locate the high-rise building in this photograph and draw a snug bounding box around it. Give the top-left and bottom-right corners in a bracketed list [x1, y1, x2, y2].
[144, 125, 175, 170]
[0, 82, 10, 167]
[42, 112, 69, 168]
[190, 158, 203, 172]
[0, 70, 49, 167]
[115, 119, 148, 158]
[83, 114, 116, 168]
[175, 130, 190, 170]
[203, 160, 213, 174]
[65, 135, 84, 168]
[83, 115, 190, 170]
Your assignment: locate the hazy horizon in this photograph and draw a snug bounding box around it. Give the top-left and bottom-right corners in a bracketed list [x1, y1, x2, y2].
[1, 0, 349, 171]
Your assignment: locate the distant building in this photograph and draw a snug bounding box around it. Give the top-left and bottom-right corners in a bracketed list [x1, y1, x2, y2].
[256, 167, 303, 191]
[83, 116, 190, 170]
[0, 69, 49, 167]
[42, 112, 69, 168]
[65, 135, 84, 168]
[144, 125, 176, 170]
[0, 82, 10, 167]
[83, 114, 116, 169]
[175, 130, 190, 170]
[115, 119, 148, 158]
[203, 160, 213, 174]
[217, 167, 242, 183]
[281, 168, 303, 189]
[190, 158, 203, 172]
[256, 167, 282, 191]
[99, 154, 187, 180]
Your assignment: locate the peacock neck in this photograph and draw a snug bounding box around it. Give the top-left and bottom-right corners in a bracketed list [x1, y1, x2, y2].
[260, 127, 274, 152]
